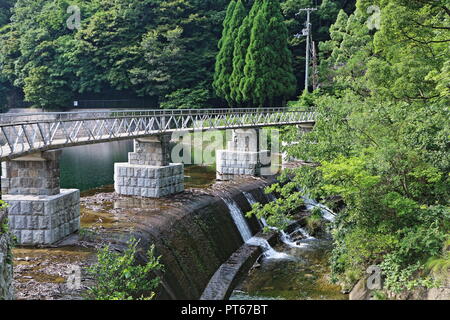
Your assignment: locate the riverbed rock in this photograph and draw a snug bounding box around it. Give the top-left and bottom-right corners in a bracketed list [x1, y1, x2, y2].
[349, 278, 371, 300]
[427, 285, 450, 300]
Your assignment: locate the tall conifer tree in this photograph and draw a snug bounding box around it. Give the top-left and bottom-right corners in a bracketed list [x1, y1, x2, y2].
[242, 0, 296, 106]
[213, 0, 237, 100]
[229, 0, 262, 106]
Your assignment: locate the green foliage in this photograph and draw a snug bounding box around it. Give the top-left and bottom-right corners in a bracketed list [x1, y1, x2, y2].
[160, 84, 212, 109]
[0, 0, 15, 27]
[305, 208, 324, 235]
[246, 182, 304, 231]
[213, 0, 247, 105]
[241, 0, 296, 106]
[87, 238, 164, 300]
[254, 0, 449, 296]
[220, 0, 297, 106]
[0, 219, 9, 235]
[229, 0, 261, 106]
[0, 0, 353, 109]
[0, 200, 9, 211]
[426, 237, 450, 283]
[0, 0, 230, 109]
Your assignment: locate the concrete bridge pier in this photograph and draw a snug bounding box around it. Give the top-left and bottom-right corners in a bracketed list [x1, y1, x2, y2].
[114, 134, 184, 198]
[216, 129, 271, 181]
[1, 150, 80, 245]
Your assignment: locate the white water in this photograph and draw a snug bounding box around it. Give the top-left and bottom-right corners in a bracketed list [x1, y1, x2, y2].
[256, 188, 317, 248]
[222, 197, 253, 242]
[294, 187, 336, 222]
[303, 198, 336, 222]
[242, 192, 294, 260]
[243, 192, 266, 229]
[243, 192, 257, 205]
[280, 227, 317, 249]
[246, 237, 294, 260]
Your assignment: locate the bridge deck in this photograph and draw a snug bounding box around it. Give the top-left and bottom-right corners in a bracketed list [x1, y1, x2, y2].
[0, 108, 315, 161]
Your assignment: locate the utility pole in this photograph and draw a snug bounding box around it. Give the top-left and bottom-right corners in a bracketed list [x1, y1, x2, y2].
[295, 8, 317, 93]
[312, 41, 318, 90]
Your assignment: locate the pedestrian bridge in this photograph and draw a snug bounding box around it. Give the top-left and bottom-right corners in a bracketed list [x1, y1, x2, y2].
[1, 107, 316, 246]
[0, 108, 315, 161]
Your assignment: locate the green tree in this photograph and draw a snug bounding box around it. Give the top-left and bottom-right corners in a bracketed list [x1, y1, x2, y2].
[229, 0, 262, 106]
[250, 0, 450, 295]
[241, 0, 296, 106]
[213, 0, 247, 105]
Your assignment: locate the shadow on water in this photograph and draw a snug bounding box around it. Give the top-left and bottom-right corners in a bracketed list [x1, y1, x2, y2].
[60, 140, 133, 191]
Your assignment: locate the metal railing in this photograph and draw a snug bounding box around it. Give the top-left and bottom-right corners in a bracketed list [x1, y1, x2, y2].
[0, 108, 315, 160]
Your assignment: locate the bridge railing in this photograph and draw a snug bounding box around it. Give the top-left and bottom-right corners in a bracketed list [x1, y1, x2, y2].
[0, 108, 315, 160]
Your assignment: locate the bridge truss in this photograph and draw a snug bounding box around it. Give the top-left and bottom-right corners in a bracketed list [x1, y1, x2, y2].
[0, 108, 315, 161]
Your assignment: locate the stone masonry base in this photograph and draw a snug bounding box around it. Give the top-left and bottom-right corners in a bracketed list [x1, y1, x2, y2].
[3, 189, 80, 245]
[216, 150, 271, 181]
[114, 163, 184, 198]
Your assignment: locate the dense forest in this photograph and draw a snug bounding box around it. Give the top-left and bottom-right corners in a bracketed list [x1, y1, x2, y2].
[250, 0, 449, 297]
[0, 0, 354, 110]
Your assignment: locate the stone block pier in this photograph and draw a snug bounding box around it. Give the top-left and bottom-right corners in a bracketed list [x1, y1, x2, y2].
[114, 135, 184, 198]
[216, 129, 271, 181]
[1, 150, 80, 245]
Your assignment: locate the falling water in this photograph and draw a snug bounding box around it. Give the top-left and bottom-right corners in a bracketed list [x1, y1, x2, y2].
[293, 187, 336, 222]
[243, 192, 257, 205]
[221, 197, 253, 242]
[241, 192, 294, 260]
[250, 188, 317, 248]
[246, 237, 293, 260]
[303, 198, 335, 222]
[243, 192, 266, 229]
[280, 227, 316, 249]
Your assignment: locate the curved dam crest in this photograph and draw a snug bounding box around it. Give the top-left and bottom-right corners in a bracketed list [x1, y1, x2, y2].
[78, 177, 276, 300]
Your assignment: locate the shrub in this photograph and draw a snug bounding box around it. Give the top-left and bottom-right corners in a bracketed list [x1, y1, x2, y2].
[87, 238, 164, 300]
[305, 208, 324, 235]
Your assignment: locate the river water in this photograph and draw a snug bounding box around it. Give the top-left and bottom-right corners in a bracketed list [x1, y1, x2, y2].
[230, 238, 347, 300]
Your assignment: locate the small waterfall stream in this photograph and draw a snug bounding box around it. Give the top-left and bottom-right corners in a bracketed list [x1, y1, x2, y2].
[246, 237, 293, 260]
[244, 190, 318, 249]
[303, 198, 336, 222]
[231, 189, 346, 301]
[221, 197, 253, 242]
[242, 192, 294, 260]
[222, 194, 291, 260]
[243, 192, 266, 229]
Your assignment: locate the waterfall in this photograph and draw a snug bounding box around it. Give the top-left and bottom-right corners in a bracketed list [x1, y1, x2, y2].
[280, 227, 316, 248]
[246, 237, 293, 260]
[249, 189, 308, 248]
[221, 197, 253, 242]
[303, 198, 335, 222]
[243, 192, 266, 229]
[243, 188, 321, 250]
[293, 186, 336, 222]
[243, 191, 257, 205]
